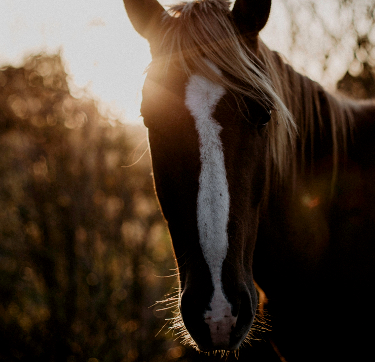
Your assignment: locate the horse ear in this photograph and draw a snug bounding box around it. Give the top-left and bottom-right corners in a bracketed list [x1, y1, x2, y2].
[232, 0, 272, 36]
[123, 0, 165, 41]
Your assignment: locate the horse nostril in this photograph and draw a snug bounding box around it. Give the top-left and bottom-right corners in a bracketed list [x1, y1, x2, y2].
[180, 283, 258, 351]
[204, 312, 238, 349]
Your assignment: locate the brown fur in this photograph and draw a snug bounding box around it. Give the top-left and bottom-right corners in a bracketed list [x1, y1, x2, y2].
[155, 0, 355, 183]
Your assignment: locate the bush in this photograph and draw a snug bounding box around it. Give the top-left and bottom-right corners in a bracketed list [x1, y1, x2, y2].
[0, 54, 178, 362]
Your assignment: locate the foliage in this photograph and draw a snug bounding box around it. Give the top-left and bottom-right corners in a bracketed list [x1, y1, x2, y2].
[0, 54, 181, 362]
[279, 0, 375, 98]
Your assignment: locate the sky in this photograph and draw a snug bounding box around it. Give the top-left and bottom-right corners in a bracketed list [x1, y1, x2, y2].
[0, 0, 351, 124]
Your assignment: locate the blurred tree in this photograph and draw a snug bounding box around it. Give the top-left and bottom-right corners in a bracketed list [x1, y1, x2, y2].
[0, 54, 178, 362]
[337, 35, 375, 98]
[279, 0, 375, 98]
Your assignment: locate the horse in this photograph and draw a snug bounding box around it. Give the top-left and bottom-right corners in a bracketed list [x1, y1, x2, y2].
[123, 0, 375, 360]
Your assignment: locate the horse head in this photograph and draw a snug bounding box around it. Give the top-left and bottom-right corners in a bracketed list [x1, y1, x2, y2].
[124, 0, 283, 352]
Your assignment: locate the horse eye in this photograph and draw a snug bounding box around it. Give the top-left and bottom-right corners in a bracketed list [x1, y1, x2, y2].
[261, 109, 272, 125]
[250, 108, 272, 127]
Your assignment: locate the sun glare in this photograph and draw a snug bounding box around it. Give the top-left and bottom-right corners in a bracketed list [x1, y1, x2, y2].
[0, 0, 352, 123]
[0, 0, 195, 124]
[0, 0, 154, 123]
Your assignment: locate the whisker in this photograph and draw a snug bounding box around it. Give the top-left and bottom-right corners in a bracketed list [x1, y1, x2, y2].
[155, 320, 170, 337]
[121, 137, 148, 168]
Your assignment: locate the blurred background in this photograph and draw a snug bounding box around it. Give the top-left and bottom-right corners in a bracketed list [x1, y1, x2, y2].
[0, 0, 374, 361]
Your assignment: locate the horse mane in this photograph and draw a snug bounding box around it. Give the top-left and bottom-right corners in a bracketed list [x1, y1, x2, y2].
[158, 0, 354, 181]
[258, 43, 355, 185]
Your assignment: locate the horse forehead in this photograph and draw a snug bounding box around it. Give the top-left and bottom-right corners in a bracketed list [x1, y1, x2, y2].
[141, 62, 189, 117]
[185, 71, 231, 315]
[185, 74, 226, 119]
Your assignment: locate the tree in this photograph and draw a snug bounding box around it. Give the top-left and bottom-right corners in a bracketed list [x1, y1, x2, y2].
[0, 53, 177, 362]
[274, 0, 375, 98]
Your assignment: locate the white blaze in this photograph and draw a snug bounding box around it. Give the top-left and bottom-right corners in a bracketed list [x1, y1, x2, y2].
[185, 66, 232, 324]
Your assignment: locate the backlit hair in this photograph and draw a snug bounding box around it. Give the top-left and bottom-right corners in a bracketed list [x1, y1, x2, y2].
[157, 0, 354, 182]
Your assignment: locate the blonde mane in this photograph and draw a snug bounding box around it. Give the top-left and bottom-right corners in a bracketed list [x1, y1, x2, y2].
[158, 0, 354, 181]
[258, 43, 355, 182]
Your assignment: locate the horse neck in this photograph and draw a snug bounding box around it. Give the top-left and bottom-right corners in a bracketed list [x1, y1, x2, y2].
[262, 46, 355, 184]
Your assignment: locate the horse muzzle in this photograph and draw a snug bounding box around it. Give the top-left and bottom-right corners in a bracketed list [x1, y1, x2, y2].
[180, 285, 257, 351]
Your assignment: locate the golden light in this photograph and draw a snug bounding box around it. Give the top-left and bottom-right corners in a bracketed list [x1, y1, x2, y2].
[0, 0, 351, 123]
[0, 0, 155, 123]
[302, 194, 321, 209]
